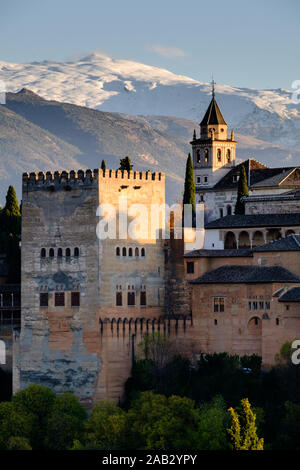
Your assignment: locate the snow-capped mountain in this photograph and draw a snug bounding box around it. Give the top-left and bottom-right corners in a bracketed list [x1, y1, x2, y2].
[1, 52, 300, 150]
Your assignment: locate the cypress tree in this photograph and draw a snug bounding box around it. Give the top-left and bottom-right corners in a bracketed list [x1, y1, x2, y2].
[234, 164, 249, 215]
[0, 186, 21, 283]
[4, 186, 21, 217]
[119, 156, 133, 172]
[101, 160, 106, 172]
[1, 186, 21, 237]
[183, 153, 196, 227]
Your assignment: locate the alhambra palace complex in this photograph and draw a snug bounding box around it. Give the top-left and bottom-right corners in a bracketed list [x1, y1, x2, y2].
[2, 92, 300, 405]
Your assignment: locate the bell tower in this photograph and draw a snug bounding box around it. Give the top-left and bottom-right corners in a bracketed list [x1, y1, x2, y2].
[191, 80, 236, 193]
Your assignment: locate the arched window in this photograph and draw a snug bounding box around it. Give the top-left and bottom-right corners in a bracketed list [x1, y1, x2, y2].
[226, 149, 231, 162]
[41, 248, 46, 258]
[116, 247, 120, 256]
[224, 231, 237, 249]
[116, 292, 122, 306]
[252, 231, 264, 247]
[226, 205, 232, 216]
[49, 248, 54, 258]
[204, 149, 209, 163]
[217, 149, 222, 162]
[140, 291, 146, 306]
[66, 248, 71, 257]
[74, 247, 79, 257]
[122, 247, 126, 257]
[196, 149, 200, 163]
[247, 316, 262, 334]
[128, 292, 135, 306]
[128, 247, 133, 257]
[141, 248, 145, 257]
[219, 208, 224, 218]
[57, 248, 63, 258]
[135, 247, 139, 257]
[239, 231, 251, 248]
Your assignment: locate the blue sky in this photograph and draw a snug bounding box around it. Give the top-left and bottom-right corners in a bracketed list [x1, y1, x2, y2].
[0, 0, 299, 89]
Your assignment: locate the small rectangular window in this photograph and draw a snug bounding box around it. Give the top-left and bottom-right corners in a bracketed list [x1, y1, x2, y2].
[265, 301, 270, 310]
[55, 292, 65, 307]
[186, 261, 194, 274]
[40, 293, 48, 307]
[259, 301, 264, 310]
[116, 292, 122, 306]
[248, 301, 252, 311]
[128, 292, 135, 306]
[197, 177, 201, 184]
[71, 292, 80, 307]
[213, 297, 225, 313]
[140, 291, 146, 306]
[253, 301, 258, 310]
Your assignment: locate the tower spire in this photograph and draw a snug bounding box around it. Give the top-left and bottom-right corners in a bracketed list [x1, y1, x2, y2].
[211, 75, 216, 99]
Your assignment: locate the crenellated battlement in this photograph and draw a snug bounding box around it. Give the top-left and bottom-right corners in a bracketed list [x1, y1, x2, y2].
[22, 168, 165, 190]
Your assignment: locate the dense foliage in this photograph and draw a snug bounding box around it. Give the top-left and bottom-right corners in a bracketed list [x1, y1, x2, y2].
[0, 185, 21, 283]
[119, 156, 133, 172]
[0, 330, 298, 451]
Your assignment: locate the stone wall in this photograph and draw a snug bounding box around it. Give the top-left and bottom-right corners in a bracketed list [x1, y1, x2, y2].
[190, 281, 300, 365]
[19, 168, 173, 404]
[246, 198, 300, 215]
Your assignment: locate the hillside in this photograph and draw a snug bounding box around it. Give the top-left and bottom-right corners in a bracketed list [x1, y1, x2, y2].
[1, 52, 300, 151]
[1, 88, 300, 204]
[0, 103, 82, 201]
[2, 90, 189, 203]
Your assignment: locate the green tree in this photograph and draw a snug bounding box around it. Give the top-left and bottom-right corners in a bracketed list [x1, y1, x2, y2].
[196, 396, 229, 450]
[101, 159, 106, 172]
[275, 341, 292, 365]
[227, 398, 264, 450]
[0, 402, 33, 450]
[0, 185, 21, 283]
[119, 156, 133, 172]
[235, 164, 249, 215]
[45, 392, 87, 450]
[82, 401, 128, 450]
[277, 401, 300, 449]
[7, 436, 32, 450]
[128, 391, 199, 450]
[182, 153, 196, 227]
[3, 185, 21, 218]
[12, 384, 56, 449]
[138, 333, 174, 369]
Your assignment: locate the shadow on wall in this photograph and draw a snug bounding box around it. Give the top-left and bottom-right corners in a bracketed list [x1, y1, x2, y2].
[0, 368, 12, 401]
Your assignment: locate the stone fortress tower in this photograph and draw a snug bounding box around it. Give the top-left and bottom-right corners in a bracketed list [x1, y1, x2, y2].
[17, 168, 193, 404]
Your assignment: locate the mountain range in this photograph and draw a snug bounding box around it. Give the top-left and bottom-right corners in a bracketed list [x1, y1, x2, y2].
[0, 53, 300, 203]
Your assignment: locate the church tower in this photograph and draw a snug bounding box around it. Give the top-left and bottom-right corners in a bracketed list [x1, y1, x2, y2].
[191, 82, 236, 199]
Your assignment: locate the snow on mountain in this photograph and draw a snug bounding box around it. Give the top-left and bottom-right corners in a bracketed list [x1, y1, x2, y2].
[0, 52, 300, 152]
